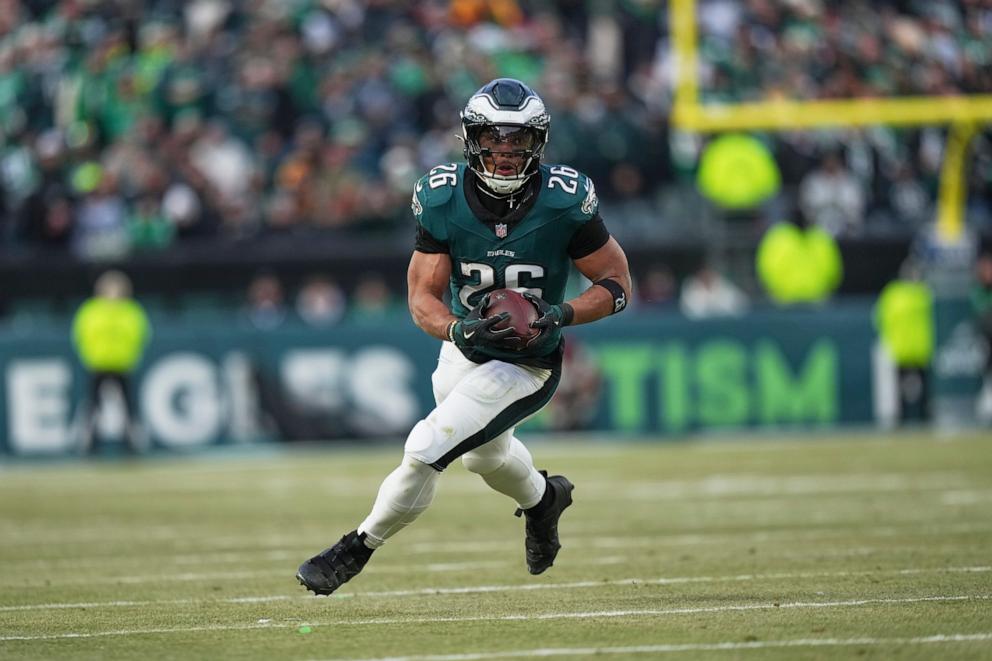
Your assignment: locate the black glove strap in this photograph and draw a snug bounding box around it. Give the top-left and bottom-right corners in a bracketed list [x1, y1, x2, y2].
[594, 278, 628, 314]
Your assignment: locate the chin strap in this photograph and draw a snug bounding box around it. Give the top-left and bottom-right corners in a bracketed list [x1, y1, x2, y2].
[476, 181, 519, 209]
[475, 180, 513, 201]
[475, 178, 534, 210]
[474, 158, 538, 193]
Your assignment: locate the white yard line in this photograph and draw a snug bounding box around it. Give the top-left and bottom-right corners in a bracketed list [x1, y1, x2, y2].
[4, 502, 991, 549]
[315, 633, 992, 661]
[1, 522, 989, 579]
[941, 490, 992, 505]
[0, 560, 517, 587]
[0, 474, 978, 510]
[575, 473, 974, 498]
[5, 516, 989, 552]
[0, 595, 989, 642]
[1, 566, 987, 612]
[410, 521, 992, 556]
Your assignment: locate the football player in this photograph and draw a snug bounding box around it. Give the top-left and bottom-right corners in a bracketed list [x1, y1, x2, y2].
[297, 78, 631, 594]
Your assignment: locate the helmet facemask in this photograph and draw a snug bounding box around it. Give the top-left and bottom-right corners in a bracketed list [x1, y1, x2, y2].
[459, 78, 551, 196]
[463, 124, 546, 195]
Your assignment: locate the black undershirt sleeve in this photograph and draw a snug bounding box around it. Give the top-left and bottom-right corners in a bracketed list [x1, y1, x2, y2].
[414, 224, 449, 254]
[567, 215, 610, 259]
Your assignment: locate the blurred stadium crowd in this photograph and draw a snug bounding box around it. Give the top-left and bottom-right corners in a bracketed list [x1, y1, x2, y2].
[0, 0, 666, 261]
[702, 0, 992, 100]
[697, 0, 992, 237]
[0, 0, 989, 299]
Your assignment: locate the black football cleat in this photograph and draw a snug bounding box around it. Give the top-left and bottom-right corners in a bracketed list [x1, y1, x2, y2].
[296, 530, 374, 595]
[515, 470, 574, 575]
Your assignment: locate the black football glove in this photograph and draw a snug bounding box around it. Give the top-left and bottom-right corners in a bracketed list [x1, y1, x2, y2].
[523, 292, 573, 350]
[449, 293, 523, 351]
[524, 292, 573, 334]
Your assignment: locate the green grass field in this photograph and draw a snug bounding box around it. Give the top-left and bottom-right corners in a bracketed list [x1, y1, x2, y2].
[1, 431, 991, 660]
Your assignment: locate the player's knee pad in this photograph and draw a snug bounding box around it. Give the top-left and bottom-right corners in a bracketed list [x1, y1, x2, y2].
[399, 453, 437, 478]
[464, 434, 544, 509]
[461, 431, 511, 475]
[403, 419, 439, 457]
[461, 450, 507, 476]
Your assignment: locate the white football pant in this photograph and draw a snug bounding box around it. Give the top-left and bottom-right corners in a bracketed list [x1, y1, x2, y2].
[358, 341, 559, 547]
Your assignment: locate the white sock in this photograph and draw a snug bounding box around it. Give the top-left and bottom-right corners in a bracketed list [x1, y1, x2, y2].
[358, 455, 439, 547]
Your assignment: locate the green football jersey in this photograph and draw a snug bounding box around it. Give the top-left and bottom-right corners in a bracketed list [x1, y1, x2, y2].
[413, 162, 599, 363]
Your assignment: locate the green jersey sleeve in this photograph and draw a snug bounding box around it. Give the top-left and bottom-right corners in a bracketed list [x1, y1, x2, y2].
[541, 164, 600, 226]
[411, 163, 462, 242]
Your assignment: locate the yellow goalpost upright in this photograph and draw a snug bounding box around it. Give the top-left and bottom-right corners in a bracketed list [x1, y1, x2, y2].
[667, 0, 992, 244]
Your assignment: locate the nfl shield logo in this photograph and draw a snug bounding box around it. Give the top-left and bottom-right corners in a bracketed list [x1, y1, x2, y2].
[495, 223, 508, 238]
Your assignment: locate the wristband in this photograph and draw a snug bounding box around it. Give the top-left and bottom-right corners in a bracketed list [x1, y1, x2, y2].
[594, 278, 628, 314]
[560, 302, 575, 327]
[446, 320, 457, 342]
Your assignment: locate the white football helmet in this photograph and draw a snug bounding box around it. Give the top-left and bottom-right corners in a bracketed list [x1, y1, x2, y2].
[460, 78, 550, 195]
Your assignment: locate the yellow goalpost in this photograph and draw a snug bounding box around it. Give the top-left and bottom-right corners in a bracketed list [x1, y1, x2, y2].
[668, 0, 992, 244]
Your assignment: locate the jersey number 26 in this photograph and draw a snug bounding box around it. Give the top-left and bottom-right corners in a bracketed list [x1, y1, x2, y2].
[458, 262, 544, 309]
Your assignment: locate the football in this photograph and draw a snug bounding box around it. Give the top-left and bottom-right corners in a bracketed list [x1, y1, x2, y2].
[484, 288, 540, 347]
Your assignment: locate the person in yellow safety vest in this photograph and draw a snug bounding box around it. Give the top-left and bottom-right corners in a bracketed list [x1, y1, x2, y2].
[874, 259, 935, 424]
[72, 270, 151, 454]
[697, 133, 781, 211]
[756, 215, 843, 305]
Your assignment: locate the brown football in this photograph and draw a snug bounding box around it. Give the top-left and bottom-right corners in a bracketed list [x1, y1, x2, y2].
[484, 288, 540, 347]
